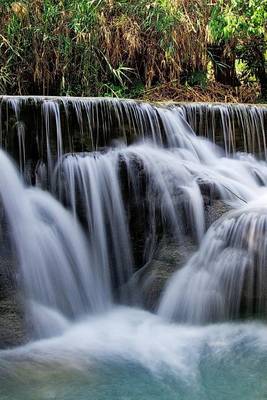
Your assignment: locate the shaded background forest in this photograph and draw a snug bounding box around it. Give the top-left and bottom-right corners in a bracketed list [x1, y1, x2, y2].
[0, 0, 266, 102]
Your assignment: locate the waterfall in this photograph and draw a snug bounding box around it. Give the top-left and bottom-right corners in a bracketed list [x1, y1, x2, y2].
[0, 97, 266, 172]
[0, 96, 267, 341]
[0, 150, 111, 337]
[181, 103, 267, 156]
[54, 151, 133, 300]
[159, 198, 267, 323]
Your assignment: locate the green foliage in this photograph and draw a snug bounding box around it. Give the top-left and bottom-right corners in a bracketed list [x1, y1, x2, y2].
[67, 0, 103, 33]
[209, 0, 266, 98]
[186, 71, 208, 88]
[0, 0, 265, 99]
[138, 0, 183, 32]
[210, 0, 267, 42]
[0, 0, 206, 96]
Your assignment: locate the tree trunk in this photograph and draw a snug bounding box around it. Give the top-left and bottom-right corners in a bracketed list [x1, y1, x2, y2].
[256, 46, 267, 100]
[208, 43, 240, 87]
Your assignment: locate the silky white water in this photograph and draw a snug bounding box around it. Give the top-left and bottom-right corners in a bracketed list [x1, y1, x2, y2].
[159, 202, 267, 322]
[1, 308, 267, 400]
[0, 150, 110, 338]
[0, 98, 267, 399]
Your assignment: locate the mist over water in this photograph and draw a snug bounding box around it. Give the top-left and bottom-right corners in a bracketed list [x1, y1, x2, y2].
[1, 308, 267, 400]
[0, 97, 267, 399]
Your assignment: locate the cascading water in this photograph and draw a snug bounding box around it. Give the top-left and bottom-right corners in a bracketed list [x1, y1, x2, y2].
[54, 151, 133, 302]
[0, 150, 110, 338]
[181, 102, 267, 156]
[0, 96, 267, 400]
[159, 201, 267, 323]
[1, 97, 266, 164]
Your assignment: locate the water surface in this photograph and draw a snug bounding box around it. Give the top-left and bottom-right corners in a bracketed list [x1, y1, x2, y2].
[0, 308, 267, 400]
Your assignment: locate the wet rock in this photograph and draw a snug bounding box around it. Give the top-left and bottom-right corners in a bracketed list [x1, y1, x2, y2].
[204, 199, 232, 228]
[0, 253, 16, 301]
[125, 198, 231, 312]
[0, 223, 27, 349]
[0, 256, 27, 349]
[0, 295, 26, 349]
[127, 235, 197, 311]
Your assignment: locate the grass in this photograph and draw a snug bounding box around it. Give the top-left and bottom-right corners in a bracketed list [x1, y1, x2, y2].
[0, 0, 265, 102]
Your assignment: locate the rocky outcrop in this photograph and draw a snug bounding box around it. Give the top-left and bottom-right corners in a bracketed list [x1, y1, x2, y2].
[129, 235, 197, 311]
[125, 198, 232, 312]
[0, 223, 27, 349]
[204, 198, 231, 228]
[0, 296, 26, 349]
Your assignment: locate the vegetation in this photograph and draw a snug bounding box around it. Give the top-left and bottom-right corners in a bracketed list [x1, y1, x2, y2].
[0, 0, 266, 102]
[209, 0, 267, 98]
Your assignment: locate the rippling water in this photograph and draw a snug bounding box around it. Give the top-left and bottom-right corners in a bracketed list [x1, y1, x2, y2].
[0, 308, 267, 400]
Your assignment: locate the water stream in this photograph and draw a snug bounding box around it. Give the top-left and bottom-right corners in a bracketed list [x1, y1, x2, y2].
[0, 97, 267, 399]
